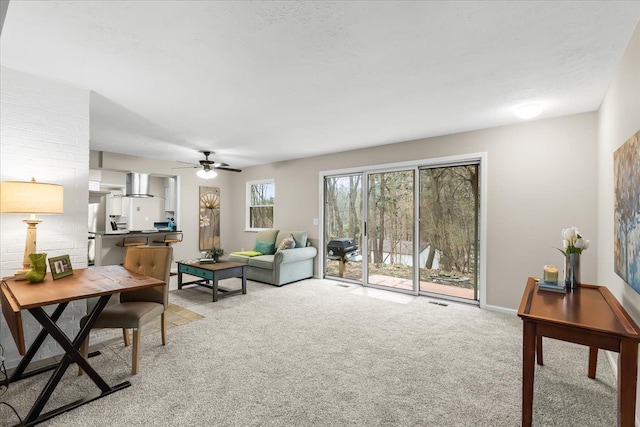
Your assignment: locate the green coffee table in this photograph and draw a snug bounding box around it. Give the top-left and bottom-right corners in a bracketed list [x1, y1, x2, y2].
[177, 260, 247, 302]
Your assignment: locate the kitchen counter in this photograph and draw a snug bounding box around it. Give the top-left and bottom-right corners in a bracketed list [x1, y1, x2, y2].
[92, 230, 183, 266]
[91, 230, 181, 236]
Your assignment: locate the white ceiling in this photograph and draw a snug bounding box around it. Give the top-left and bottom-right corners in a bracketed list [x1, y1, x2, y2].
[1, 1, 639, 168]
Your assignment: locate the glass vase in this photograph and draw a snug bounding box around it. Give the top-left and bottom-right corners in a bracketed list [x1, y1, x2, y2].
[564, 253, 581, 291]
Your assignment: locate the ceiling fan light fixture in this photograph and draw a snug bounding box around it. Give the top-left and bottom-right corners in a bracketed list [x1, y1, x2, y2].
[197, 169, 217, 179]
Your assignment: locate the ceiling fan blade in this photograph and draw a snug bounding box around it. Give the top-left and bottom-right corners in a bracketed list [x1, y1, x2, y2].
[171, 165, 199, 169]
[212, 162, 229, 168]
[214, 166, 242, 173]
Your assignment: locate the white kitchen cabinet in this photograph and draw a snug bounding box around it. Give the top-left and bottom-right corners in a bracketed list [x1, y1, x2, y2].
[164, 177, 176, 212]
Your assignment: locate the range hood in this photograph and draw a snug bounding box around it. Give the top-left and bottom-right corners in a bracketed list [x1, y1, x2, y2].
[125, 172, 154, 197]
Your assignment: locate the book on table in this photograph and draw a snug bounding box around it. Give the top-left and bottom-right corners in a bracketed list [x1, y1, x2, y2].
[537, 280, 566, 293]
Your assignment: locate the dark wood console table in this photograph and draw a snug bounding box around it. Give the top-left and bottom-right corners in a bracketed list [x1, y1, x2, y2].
[517, 277, 640, 426]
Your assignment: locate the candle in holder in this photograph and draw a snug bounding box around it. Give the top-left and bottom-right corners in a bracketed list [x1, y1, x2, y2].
[543, 265, 558, 284]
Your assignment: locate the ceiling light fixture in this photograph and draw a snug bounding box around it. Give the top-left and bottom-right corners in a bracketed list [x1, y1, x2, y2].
[514, 103, 543, 119]
[197, 168, 217, 179]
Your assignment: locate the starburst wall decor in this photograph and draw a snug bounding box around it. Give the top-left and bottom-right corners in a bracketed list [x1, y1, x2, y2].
[199, 186, 220, 251]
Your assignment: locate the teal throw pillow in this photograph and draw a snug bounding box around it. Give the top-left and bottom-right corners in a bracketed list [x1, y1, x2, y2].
[255, 240, 276, 255]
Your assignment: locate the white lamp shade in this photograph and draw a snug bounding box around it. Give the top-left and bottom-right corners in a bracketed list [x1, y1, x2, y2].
[197, 169, 217, 179]
[0, 179, 64, 214]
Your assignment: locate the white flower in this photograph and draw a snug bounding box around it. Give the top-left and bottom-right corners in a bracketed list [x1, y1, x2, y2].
[558, 226, 589, 255]
[562, 227, 578, 240]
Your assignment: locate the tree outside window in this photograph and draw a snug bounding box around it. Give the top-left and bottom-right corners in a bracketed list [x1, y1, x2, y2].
[247, 179, 274, 229]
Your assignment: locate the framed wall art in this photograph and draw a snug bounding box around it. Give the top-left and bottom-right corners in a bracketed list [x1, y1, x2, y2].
[199, 186, 220, 251]
[49, 254, 73, 280]
[614, 129, 640, 294]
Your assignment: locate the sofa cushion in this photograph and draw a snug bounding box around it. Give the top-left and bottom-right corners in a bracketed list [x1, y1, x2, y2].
[276, 231, 307, 249]
[255, 240, 275, 255]
[248, 255, 275, 270]
[255, 229, 279, 244]
[276, 234, 296, 252]
[231, 250, 262, 257]
[228, 253, 250, 265]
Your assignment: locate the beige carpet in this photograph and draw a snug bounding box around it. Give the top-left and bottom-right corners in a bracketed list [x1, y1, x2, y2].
[0, 279, 617, 426]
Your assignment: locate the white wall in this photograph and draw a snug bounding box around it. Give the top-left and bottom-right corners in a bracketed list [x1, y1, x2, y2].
[228, 112, 599, 310]
[0, 66, 90, 367]
[597, 22, 640, 419]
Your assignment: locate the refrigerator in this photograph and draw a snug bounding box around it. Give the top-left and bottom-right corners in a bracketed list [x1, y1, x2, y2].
[88, 196, 107, 265]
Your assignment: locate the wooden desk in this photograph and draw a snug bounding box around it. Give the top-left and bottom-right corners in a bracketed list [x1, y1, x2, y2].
[177, 260, 246, 302]
[517, 277, 640, 427]
[1, 266, 164, 426]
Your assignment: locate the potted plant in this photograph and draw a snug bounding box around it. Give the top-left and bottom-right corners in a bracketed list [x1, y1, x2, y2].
[206, 246, 225, 262]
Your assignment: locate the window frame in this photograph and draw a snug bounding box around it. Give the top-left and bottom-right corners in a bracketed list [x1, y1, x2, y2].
[245, 179, 275, 231]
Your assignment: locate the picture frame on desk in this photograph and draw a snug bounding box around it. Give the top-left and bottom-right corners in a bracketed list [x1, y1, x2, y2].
[49, 255, 73, 280]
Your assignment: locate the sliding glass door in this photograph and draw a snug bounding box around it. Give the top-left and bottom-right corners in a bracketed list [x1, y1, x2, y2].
[418, 164, 479, 300]
[366, 170, 415, 292]
[323, 160, 480, 303]
[324, 174, 363, 281]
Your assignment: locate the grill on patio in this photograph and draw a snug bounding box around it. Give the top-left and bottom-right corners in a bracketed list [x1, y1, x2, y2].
[327, 238, 361, 278]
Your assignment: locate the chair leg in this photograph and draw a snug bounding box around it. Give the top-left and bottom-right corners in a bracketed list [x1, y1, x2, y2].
[123, 328, 130, 346]
[78, 336, 89, 376]
[132, 327, 141, 375]
[161, 312, 167, 346]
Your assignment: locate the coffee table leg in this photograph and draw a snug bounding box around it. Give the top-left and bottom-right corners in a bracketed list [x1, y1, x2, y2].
[213, 276, 218, 302]
[242, 268, 247, 294]
[178, 270, 183, 289]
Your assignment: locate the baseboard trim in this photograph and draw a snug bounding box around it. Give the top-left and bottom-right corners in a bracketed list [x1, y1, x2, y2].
[485, 304, 517, 315]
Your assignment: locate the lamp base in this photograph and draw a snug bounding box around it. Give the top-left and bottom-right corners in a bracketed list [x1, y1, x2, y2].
[14, 268, 29, 281]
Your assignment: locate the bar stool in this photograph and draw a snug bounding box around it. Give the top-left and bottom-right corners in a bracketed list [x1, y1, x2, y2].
[152, 232, 183, 246]
[153, 232, 182, 276]
[116, 236, 148, 247]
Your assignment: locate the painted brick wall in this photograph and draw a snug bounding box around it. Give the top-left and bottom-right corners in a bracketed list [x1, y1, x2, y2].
[1, 66, 90, 368]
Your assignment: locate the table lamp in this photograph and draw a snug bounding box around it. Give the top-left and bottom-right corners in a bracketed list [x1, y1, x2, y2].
[0, 178, 64, 279]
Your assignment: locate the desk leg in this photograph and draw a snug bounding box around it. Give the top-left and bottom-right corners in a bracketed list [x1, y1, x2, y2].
[7, 303, 67, 383]
[23, 295, 130, 425]
[588, 347, 598, 379]
[178, 270, 183, 289]
[522, 320, 536, 427]
[618, 339, 638, 427]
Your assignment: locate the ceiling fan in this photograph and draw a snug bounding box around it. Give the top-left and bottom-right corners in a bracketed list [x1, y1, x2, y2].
[174, 151, 242, 178]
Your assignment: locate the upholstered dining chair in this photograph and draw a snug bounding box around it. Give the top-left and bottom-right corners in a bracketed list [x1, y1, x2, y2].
[79, 245, 172, 375]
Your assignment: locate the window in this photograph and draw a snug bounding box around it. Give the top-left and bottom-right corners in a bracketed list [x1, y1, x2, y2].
[246, 179, 275, 230]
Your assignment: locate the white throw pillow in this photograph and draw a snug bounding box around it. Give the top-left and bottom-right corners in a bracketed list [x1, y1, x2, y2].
[276, 234, 296, 252]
